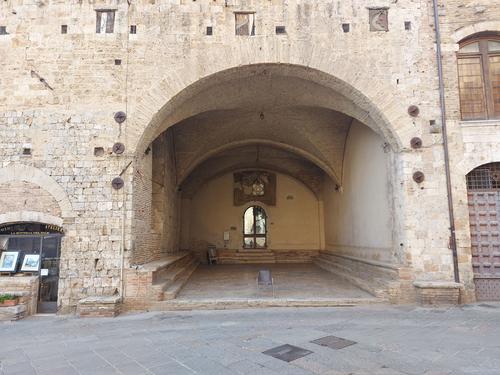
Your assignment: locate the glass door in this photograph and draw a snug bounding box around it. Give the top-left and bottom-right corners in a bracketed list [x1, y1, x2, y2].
[38, 235, 61, 313]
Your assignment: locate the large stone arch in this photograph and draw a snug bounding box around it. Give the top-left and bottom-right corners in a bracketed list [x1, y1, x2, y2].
[453, 21, 500, 43]
[178, 139, 339, 187]
[127, 62, 405, 156]
[0, 164, 74, 219]
[0, 211, 64, 227]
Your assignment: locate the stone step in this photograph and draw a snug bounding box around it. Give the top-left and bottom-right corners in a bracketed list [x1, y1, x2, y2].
[149, 255, 199, 301]
[216, 249, 318, 265]
[316, 252, 398, 280]
[153, 257, 196, 286]
[313, 257, 387, 298]
[151, 297, 383, 311]
[218, 253, 275, 257]
[163, 260, 200, 300]
[219, 259, 276, 264]
[153, 253, 194, 282]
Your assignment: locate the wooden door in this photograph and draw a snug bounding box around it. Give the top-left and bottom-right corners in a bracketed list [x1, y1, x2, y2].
[467, 163, 500, 300]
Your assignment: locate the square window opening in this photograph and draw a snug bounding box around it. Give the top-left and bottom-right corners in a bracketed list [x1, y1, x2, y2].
[275, 26, 286, 34]
[235, 13, 255, 36]
[96, 10, 116, 34]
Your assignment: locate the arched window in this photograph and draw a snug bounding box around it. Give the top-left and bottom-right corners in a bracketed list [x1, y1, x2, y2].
[457, 34, 500, 120]
[243, 206, 267, 249]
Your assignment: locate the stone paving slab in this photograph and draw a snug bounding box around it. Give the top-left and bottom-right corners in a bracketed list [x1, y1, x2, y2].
[1, 304, 500, 374]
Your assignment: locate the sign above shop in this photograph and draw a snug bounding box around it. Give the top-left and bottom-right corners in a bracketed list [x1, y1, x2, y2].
[0, 223, 64, 235]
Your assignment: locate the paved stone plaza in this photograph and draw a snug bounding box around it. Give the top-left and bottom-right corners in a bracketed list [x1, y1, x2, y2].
[1, 304, 500, 375]
[177, 264, 373, 300]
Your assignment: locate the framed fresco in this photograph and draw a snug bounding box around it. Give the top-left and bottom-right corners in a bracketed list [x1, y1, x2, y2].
[0, 251, 20, 272]
[21, 254, 41, 272]
[234, 171, 276, 206]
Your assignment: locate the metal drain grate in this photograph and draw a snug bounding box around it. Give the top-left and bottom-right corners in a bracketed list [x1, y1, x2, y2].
[310, 335, 357, 350]
[262, 344, 313, 362]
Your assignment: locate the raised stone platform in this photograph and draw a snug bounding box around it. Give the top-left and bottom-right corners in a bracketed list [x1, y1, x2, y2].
[217, 249, 319, 264]
[0, 275, 39, 316]
[123, 252, 200, 311]
[313, 251, 414, 303]
[413, 281, 463, 305]
[77, 296, 121, 318]
[150, 297, 382, 311]
[0, 304, 27, 321]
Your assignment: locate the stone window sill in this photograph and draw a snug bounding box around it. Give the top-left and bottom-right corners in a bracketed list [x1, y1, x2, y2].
[460, 119, 500, 128]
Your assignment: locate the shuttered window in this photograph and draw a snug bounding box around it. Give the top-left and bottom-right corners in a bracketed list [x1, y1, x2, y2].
[458, 36, 500, 120]
[96, 10, 115, 34]
[235, 13, 255, 36]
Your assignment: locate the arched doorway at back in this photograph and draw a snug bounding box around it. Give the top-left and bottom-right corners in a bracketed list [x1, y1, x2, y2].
[466, 162, 500, 301]
[0, 222, 64, 313]
[243, 205, 268, 249]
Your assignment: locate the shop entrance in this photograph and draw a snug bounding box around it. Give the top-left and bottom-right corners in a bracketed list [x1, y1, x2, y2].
[0, 223, 63, 313]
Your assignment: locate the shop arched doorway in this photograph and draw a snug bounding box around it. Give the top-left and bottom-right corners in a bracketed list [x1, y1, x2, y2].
[0, 222, 63, 313]
[466, 162, 500, 301]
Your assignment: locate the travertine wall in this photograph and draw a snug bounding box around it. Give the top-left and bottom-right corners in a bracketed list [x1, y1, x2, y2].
[323, 121, 394, 264]
[437, 0, 500, 300]
[0, 0, 495, 309]
[0, 181, 61, 217]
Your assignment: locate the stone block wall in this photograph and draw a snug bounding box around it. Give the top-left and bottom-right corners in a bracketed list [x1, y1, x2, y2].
[0, 0, 494, 310]
[0, 181, 61, 217]
[436, 0, 500, 301]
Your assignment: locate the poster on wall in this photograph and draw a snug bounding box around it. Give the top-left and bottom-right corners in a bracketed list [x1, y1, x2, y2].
[21, 254, 41, 272]
[234, 171, 276, 206]
[0, 251, 19, 272]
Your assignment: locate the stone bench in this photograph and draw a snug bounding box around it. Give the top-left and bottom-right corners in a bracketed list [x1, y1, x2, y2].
[0, 304, 27, 321]
[413, 281, 463, 305]
[77, 296, 121, 318]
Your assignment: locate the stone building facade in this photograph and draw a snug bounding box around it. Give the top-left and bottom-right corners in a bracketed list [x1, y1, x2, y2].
[0, 0, 499, 314]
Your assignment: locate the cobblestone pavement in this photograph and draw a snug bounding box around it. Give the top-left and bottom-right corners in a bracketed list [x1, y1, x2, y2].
[1, 304, 500, 375]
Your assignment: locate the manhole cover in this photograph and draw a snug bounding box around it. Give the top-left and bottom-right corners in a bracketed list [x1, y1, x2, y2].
[262, 344, 313, 362]
[311, 335, 357, 350]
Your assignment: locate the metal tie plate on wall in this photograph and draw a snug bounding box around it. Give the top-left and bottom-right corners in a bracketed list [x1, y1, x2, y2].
[112, 142, 125, 154]
[112, 177, 124, 190]
[114, 111, 127, 124]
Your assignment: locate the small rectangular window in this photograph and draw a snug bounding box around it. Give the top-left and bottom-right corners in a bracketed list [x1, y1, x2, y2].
[61, 25, 68, 34]
[96, 10, 115, 34]
[0, 26, 7, 35]
[206, 26, 213, 36]
[130, 25, 137, 34]
[235, 13, 255, 36]
[275, 26, 286, 34]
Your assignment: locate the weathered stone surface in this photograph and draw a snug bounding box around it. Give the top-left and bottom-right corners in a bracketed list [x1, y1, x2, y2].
[0, 0, 498, 312]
